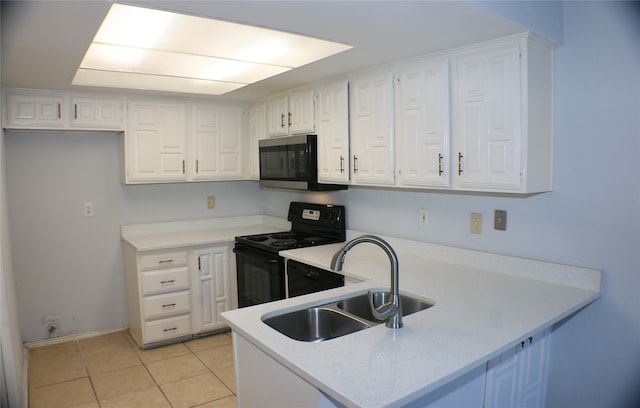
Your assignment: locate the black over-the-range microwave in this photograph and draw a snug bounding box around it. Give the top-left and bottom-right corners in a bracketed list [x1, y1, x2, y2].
[258, 134, 348, 191]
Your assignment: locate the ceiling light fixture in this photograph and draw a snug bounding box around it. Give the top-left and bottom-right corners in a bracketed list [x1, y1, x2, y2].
[72, 3, 352, 95]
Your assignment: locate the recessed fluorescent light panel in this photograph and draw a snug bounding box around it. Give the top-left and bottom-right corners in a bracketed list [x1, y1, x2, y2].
[72, 3, 352, 95]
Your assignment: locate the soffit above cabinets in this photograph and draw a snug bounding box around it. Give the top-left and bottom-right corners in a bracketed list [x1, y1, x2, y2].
[1, 0, 529, 101]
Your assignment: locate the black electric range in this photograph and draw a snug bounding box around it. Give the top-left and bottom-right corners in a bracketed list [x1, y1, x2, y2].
[235, 202, 346, 253]
[234, 202, 346, 307]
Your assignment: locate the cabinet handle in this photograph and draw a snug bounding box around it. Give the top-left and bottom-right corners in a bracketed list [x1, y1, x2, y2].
[339, 155, 344, 174]
[353, 156, 358, 174]
[163, 327, 178, 332]
[457, 152, 463, 175]
[74, 104, 78, 119]
[161, 303, 177, 308]
[57, 103, 61, 119]
[196, 159, 199, 173]
[160, 279, 175, 284]
[182, 160, 185, 174]
[158, 259, 174, 264]
[288, 112, 292, 127]
[438, 153, 444, 176]
[280, 113, 285, 128]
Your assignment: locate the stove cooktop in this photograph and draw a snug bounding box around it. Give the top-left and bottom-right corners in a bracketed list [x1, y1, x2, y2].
[236, 231, 342, 252]
[235, 202, 346, 253]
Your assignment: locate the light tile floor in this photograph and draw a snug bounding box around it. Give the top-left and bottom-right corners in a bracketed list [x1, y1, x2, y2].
[27, 330, 237, 408]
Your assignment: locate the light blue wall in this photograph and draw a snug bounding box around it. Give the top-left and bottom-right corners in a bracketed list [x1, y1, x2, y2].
[471, 0, 563, 45]
[4, 131, 263, 341]
[263, 2, 640, 406]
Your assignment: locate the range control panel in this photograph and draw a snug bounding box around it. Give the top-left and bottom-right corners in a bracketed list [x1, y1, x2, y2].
[287, 202, 346, 235]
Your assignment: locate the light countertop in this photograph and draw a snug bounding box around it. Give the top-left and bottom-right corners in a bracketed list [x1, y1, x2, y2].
[222, 231, 601, 407]
[120, 215, 290, 251]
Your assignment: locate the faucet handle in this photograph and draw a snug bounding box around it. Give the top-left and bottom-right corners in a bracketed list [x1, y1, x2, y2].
[368, 291, 403, 328]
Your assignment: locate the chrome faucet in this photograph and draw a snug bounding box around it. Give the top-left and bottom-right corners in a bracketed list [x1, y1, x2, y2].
[330, 235, 403, 329]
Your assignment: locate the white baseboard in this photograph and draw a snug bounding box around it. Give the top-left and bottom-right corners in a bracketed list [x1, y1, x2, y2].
[23, 326, 128, 350]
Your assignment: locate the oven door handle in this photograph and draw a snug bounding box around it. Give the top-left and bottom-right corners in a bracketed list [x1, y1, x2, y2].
[233, 246, 280, 263]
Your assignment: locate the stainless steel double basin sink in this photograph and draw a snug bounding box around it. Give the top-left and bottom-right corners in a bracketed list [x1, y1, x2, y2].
[262, 291, 434, 342]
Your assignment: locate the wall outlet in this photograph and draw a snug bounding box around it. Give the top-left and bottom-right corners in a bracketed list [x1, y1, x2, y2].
[83, 202, 94, 217]
[470, 212, 482, 234]
[207, 196, 215, 209]
[419, 209, 428, 226]
[494, 210, 507, 231]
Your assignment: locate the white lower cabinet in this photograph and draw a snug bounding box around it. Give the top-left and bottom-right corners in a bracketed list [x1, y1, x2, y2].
[234, 334, 321, 408]
[192, 245, 233, 334]
[484, 328, 550, 408]
[123, 242, 234, 348]
[232, 328, 550, 407]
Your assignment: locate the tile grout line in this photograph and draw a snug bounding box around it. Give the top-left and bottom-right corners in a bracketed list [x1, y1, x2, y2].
[27, 331, 236, 408]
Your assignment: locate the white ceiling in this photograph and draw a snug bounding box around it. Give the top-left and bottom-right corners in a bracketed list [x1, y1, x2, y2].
[1, 0, 529, 102]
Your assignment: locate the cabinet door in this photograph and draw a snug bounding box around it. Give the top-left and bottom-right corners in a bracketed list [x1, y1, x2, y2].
[70, 95, 122, 129]
[7, 92, 64, 128]
[126, 100, 187, 183]
[193, 246, 231, 333]
[396, 56, 450, 188]
[484, 329, 550, 408]
[191, 104, 243, 180]
[316, 81, 350, 184]
[453, 43, 521, 191]
[247, 103, 266, 179]
[288, 88, 315, 134]
[266, 95, 289, 137]
[350, 71, 395, 185]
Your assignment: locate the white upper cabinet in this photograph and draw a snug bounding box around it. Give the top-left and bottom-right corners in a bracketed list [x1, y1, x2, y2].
[451, 35, 554, 193]
[70, 94, 123, 129]
[349, 70, 395, 186]
[125, 98, 188, 183]
[395, 55, 450, 188]
[190, 103, 243, 181]
[266, 88, 315, 137]
[5, 89, 65, 128]
[4, 89, 124, 130]
[246, 102, 266, 180]
[316, 80, 350, 184]
[288, 88, 315, 135]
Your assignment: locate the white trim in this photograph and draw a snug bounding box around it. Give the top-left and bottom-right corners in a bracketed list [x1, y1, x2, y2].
[23, 326, 128, 350]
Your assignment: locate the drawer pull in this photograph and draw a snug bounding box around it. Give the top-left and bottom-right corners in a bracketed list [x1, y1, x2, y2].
[163, 327, 178, 332]
[158, 259, 174, 264]
[161, 303, 177, 308]
[159, 279, 176, 284]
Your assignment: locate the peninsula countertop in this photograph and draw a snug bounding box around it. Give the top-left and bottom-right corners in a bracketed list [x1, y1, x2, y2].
[221, 231, 601, 407]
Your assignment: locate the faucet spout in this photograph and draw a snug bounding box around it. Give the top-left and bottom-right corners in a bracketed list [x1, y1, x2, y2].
[330, 235, 403, 329]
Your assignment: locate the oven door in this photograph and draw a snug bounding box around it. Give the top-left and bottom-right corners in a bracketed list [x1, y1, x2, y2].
[234, 245, 285, 308]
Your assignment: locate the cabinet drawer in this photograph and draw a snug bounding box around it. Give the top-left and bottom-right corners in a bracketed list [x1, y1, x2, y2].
[141, 267, 190, 295]
[144, 314, 191, 343]
[139, 250, 188, 271]
[143, 291, 190, 320]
